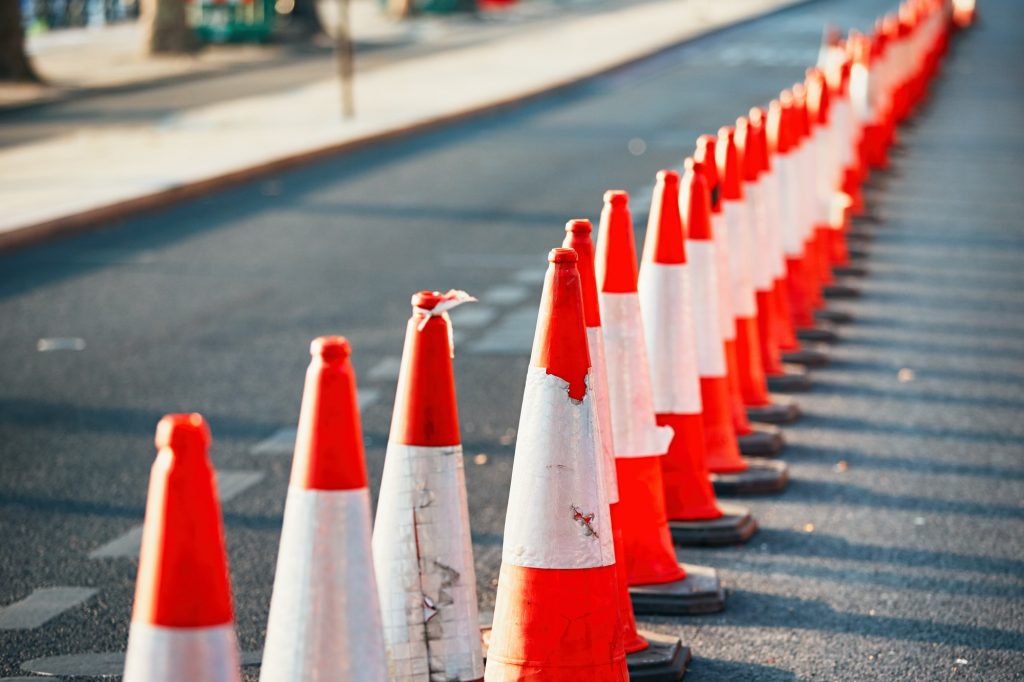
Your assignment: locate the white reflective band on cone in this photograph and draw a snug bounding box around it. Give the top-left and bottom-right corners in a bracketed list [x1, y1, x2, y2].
[686, 241, 728, 378]
[797, 143, 816, 242]
[502, 368, 615, 569]
[637, 263, 703, 416]
[850, 63, 874, 124]
[260, 487, 387, 682]
[811, 134, 831, 227]
[373, 444, 484, 682]
[124, 622, 241, 682]
[775, 155, 803, 257]
[599, 292, 675, 459]
[763, 169, 788, 279]
[587, 326, 620, 505]
[711, 212, 736, 342]
[723, 200, 758, 318]
[746, 182, 774, 293]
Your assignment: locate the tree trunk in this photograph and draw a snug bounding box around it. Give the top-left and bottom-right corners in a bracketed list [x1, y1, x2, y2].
[0, 0, 42, 81]
[140, 0, 199, 54]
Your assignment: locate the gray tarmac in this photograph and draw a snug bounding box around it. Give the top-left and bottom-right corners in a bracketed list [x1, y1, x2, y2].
[1, 0, 1023, 679]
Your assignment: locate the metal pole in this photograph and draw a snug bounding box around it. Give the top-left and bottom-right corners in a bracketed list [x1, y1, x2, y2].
[336, 0, 354, 119]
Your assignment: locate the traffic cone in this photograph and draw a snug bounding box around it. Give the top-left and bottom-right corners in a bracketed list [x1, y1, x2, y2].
[596, 190, 726, 614]
[372, 291, 485, 682]
[123, 413, 241, 682]
[733, 115, 802, 425]
[637, 172, 758, 547]
[260, 337, 388, 682]
[747, 106, 815, 394]
[706, 130, 786, 457]
[681, 162, 788, 497]
[766, 94, 832, 369]
[485, 247, 627, 681]
[565, 220, 690, 682]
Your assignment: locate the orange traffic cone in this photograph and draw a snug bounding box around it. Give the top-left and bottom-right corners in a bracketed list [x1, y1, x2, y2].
[123, 413, 241, 682]
[637, 171, 758, 546]
[732, 116, 802, 425]
[372, 291, 485, 682]
[766, 94, 832, 368]
[706, 130, 786, 457]
[260, 337, 388, 681]
[746, 106, 815, 394]
[596, 190, 725, 614]
[565, 220, 690, 681]
[485, 247, 627, 681]
[681, 161, 788, 497]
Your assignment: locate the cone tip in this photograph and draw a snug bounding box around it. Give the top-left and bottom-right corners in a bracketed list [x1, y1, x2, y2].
[565, 218, 592, 236]
[549, 247, 578, 264]
[155, 413, 211, 451]
[656, 169, 679, 185]
[604, 190, 629, 206]
[311, 336, 351, 362]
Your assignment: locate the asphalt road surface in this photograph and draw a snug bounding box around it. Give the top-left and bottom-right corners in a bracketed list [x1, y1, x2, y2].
[2, 0, 1023, 679]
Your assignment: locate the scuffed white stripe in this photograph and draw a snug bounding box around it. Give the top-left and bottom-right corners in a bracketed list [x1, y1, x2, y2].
[260, 488, 387, 682]
[502, 368, 614, 569]
[723, 200, 758, 318]
[746, 181, 774, 292]
[598, 292, 674, 459]
[686, 242, 727, 377]
[586, 327, 619, 505]
[124, 622, 240, 682]
[372, 443, 484, 682]
[710, 212, 736, 341]
[637, 263, 703, 415]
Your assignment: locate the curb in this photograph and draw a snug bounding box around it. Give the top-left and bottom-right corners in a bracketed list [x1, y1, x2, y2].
[1, 0, 817, 255]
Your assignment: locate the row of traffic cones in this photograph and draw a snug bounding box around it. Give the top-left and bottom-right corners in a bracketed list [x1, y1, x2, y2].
[120, 0, 963, 680]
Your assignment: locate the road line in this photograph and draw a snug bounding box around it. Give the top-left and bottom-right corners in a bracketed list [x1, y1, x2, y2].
[480, 284, 530, 306]
[88, 470, 264, 559]
[0, 587, 97, 630]
[512, 268, 546, 285]
[439, 254, 543, 269]
[467, 306, 537, 355]
[251, 427, 298, 456]
[19, 650, 263, 677]
[367, 356, 402, 381]
[449, 305, 498, 329]
[36, 338, 85, 352]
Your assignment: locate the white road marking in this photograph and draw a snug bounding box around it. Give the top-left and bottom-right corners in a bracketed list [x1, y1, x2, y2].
[250, 388, 380, 457]
[439, 254, 543, 269]
[0, 587, 97, 630]
[512, 268, 546, 285]
[481, 284, 530, 306]
[449, 305, 498, 329]
[36, 338, 85, 352]
[367, 356, 402, 382]
[19, 650, 263, 677]
[88, 470, 264, 559]
[467, 306, 538, 355]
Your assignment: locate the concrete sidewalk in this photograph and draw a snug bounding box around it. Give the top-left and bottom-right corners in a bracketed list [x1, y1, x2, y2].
[0, 0, 804, 250]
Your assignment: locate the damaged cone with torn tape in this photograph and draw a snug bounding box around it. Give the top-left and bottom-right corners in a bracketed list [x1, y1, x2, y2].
[680, 162, 789, 498]
[637, 172, 758, 549]
[485, 247, 628, 681]
[565, 219, 690, 681]
[123, 413, 241, 682]
[260, 337, 389, 682]
[700, 132, 786, 457]
[596, 190, 725, 615]
[373, 291, 485, 682]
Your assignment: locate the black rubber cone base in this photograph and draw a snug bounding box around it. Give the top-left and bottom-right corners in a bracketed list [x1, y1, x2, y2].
[669, 502, 758, 547]
[816, 307, 854, 324]
[781, 342, 831, 367]
[628, 630, 691, 681]
[819, 280, 860, 296]
[833, 263, 868, 277]
[711, 457, 789, 496]
[766, 364, 813, 392]
[738, 423, 785, 457]
[630, 563, 725, 616]
[796, 320, 839, 343]
[746, 394, 801, 424]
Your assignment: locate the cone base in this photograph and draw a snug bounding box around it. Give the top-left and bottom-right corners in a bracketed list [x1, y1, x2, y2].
[711, 458, 789, 496]
[781, 344, 831, 368]
[795, 322, 839, 343]
[815, 308, 854, 324]
[669, 503, 758, 547]
[629, 564, 725, 615]
[833, 264, 868, 278]
[824, 283, 862, 299]
[738, 423, 784, 457]
[847, 247, 871, 261]
[745, 396, 801, 424]
[628, 630, 690, 682]
[765, 365, 813, 393]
